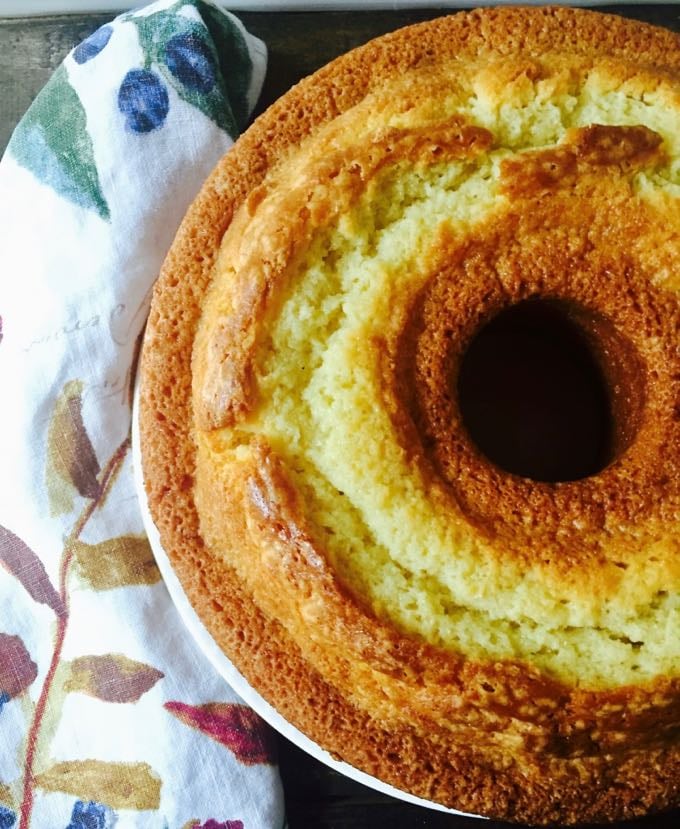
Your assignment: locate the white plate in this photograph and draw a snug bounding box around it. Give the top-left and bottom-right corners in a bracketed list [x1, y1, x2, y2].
[131, 384, 483, 818]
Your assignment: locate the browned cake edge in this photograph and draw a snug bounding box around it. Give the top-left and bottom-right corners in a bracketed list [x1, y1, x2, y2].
[138, 7, 680, 824]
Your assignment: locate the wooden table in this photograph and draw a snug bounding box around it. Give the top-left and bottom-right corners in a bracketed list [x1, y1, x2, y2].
[2, 6, 679, 828]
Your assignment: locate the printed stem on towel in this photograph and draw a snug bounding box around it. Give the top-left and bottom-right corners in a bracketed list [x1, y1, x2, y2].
[18, 435, 131, 829]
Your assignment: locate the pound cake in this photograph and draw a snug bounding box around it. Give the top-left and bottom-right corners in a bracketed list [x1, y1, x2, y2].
[139, 6, 680, 824]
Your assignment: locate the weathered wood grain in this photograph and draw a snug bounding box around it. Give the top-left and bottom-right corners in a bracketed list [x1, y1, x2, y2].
[0, 14, 108, 152]
[3, 5, 679, 152]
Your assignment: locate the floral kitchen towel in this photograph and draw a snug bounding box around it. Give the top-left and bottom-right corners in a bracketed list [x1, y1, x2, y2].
[0, 2, 283, 827]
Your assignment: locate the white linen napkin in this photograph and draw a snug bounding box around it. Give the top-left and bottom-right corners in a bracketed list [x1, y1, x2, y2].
[0, 2, 285, 827]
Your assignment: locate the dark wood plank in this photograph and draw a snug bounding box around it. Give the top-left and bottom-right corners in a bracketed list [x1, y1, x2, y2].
[242, 4, 680, 122]
[3, 5, 679, 153]
[0, 14, 111, 153]
[278, 733, 680, 829]
[1, 6, 679, 828]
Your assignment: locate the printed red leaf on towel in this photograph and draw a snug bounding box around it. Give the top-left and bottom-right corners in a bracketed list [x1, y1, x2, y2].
[164, 701, 275, 765]
[0, 632, 38, 698]
[66, 653, 164, 703]
[0, 524, 66, 617]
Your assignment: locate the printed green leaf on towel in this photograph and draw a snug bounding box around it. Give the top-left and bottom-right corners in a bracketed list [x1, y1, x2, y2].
[197, 1, 254, 133]
[8, 65, 110, 220]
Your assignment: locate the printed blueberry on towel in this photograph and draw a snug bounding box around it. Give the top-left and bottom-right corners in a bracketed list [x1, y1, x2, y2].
[129, 0, 255, 137]
[165, 31, 217, 93]
[73, 25, 113, 64]
[65, 800, 115, 829]
[0, 805, 16, 829]
[118, 69, 170, 133]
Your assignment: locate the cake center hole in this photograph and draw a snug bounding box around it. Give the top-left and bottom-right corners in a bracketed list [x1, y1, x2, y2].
[457, 299, 614, 482]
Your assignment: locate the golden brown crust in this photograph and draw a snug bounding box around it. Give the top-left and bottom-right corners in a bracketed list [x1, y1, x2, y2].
[139, 7, 680, 824]
[193, 113, 494, 431]
[392, 180, 680, 571]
